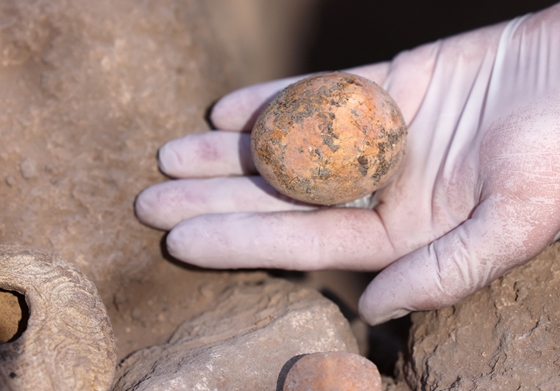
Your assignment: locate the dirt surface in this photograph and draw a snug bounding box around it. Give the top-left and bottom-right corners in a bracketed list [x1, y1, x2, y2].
[0, 0, 235, 298]
[0, 0, 245, 364]
[208, 0, 319, 85]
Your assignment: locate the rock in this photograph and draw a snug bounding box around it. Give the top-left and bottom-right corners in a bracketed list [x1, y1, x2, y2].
[0, 246, 116, 391]
[401, 242, 560, 390]
[0, 1, 241, 361]
[281, 351, 382, 391]
[112, 277, 358, 391]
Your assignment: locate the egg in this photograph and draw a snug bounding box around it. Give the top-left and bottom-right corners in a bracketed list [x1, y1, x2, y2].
[251, 72, 407, 206]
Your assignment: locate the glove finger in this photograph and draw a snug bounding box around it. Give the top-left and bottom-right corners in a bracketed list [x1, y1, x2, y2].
[158, 131, 255, 178]
[135, 176, 314, 230]
[166, 207, 401, 271]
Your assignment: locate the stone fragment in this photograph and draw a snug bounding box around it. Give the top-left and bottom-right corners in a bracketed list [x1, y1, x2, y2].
[0, 246, 116, 391]
[112, 277, 358, 391]
[18, 159, 38, 179]
[4, 175, 16, 186]
[282, 351, 382, 391]
[401, 242, 560, 390]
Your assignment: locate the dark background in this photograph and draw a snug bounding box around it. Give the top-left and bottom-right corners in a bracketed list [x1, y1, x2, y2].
[302, 0, 559, 72]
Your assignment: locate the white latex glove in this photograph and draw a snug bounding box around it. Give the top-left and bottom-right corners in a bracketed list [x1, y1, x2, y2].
[136, 4, 560, 325]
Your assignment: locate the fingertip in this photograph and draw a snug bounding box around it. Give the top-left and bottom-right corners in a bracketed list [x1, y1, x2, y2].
[166, 216, 224, 267]
[209, 94, 238, 130]
[210, 76, 303, 131]
[166, 222, 185, 261]
[357, 291, 375, 325]
[209, 89, 259, 131]
[358, 289, 411, 326]
[134, 187, 155, 225]
[134, 184, 178, 231]
[135, 186, 172, 231]
[157, 139, 182, 177]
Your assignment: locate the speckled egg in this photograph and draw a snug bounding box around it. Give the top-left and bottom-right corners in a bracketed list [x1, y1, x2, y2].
[251, 72, 407, 206]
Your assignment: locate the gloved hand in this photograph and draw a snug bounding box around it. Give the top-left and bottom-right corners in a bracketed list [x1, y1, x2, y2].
[136, 4, 560, 325]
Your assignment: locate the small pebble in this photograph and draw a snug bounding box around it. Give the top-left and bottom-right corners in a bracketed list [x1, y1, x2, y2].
[198, 283, 215, 300]
[283, 351, 382, 391]
[19, 159, 38, 179]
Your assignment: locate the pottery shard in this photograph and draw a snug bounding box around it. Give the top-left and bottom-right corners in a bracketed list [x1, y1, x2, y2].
[112, 277, 359, 391]
[400, 242, 560, 390]
[0, 246, 116, 391]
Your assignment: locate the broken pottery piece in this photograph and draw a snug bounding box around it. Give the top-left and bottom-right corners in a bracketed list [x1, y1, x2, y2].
[0, 246, 116, 391]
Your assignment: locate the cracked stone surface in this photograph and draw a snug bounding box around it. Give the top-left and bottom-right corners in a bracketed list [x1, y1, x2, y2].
[112, 277, 358, 391]
[400, 242, 560, 390]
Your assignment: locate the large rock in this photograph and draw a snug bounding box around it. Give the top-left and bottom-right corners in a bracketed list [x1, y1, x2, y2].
[400, 242, 560, 390]
[112, 277, 358, 391]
